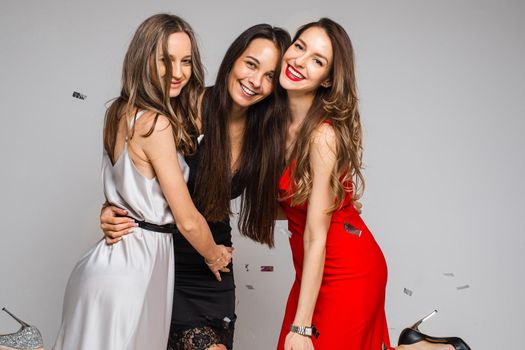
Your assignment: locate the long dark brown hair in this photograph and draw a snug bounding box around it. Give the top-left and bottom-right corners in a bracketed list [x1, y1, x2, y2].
[285, 18, 365, 210]
[194, 24, 291, 247]
[103, 13, 204, 161]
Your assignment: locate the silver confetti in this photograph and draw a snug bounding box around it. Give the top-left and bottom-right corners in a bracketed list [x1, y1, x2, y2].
[260, 265, 274, 272]
[456, 284, 470, 290]
[72, 91, 87, 100]
[403, 287, 413, 296]
[344, 222, 362, 237]
[244, 264, 249, 272]
[245, 284, 254, 290]
[278, 226, 292, 238]
[443, 272, 455, 277]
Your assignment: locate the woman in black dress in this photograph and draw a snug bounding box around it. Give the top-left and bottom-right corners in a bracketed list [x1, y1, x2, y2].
[100, 24, 291, 350]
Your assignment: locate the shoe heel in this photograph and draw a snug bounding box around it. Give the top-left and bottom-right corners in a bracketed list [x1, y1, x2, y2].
[0, 307, 44, 350]
[399, 309, 471, 350]
[410, 309, 438, 331]
[2, 308, 30, 328]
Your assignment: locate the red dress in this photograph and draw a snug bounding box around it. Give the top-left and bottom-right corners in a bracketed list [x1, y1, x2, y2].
[277, 162, 394, 350]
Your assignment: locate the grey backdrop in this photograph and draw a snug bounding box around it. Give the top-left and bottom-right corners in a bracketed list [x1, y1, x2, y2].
[1, 1, 524, 349]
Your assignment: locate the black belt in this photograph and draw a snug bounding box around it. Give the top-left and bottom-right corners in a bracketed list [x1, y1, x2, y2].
[134, 219, 180, 234]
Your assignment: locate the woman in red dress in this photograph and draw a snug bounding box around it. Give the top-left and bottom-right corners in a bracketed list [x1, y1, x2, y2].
[275, 18, 467, 350]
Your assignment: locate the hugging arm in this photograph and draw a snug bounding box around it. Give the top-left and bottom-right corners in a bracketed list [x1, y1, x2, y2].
[101, 114, 230, 280]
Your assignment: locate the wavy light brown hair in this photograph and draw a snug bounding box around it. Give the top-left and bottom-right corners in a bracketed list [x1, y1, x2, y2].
[285, 18, 364, 210]
[103, 13, 204, 162]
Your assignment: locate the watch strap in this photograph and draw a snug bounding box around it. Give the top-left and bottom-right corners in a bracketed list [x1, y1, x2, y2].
[290, 324, 320, 339]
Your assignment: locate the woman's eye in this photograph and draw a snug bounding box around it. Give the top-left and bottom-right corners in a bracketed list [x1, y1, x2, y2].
[246, 61, 256, 69]
[266, 73, 274, 81]
[294, 43, 304, 50]
[314, 58, 323, 66]
[182, 58, 192, 65]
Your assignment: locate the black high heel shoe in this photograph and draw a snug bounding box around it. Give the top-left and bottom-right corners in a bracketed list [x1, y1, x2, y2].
[398, 310, 471, 350]
[0, 307, 44, 350]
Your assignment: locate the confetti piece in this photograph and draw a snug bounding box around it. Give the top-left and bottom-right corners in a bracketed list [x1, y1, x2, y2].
[72, 91, 87, 100]
[245, 264, 249, 272]
[456, 284, 470, 290]
[443, 272, 455, 277]
[260, 266, 274, 272]
[223, 316, 232, 325]
[344, 223, 362, 237]
[245, 284, 254, 290]
[278, 226, 292, 238]
[403, 288, 413, 296]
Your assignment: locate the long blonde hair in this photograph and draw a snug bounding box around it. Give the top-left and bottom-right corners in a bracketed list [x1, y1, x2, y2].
[103, 13, 204, 162]
[286, 18, 364, 211]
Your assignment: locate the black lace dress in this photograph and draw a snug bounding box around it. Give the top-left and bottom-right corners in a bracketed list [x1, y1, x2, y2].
[167, 141, 242, 350]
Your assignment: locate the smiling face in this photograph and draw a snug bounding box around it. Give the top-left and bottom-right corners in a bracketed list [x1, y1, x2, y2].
[157, 32, 193, 97]
[279, 26, 334, 94]
[227, 38, 279, 110]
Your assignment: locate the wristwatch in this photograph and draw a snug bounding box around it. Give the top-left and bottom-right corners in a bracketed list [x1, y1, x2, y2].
[290, 324, 320, 339]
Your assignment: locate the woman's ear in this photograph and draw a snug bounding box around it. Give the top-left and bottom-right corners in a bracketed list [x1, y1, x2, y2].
[321, 79, 332, 88]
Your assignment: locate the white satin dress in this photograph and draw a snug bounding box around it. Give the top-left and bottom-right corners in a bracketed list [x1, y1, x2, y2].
[53, 111, 189, 350]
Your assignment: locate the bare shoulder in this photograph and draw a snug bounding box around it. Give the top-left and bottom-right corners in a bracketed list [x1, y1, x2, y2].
[311, 122, 337, 153]
[310, 122, 337, 174]
[134, 110, 172, 135]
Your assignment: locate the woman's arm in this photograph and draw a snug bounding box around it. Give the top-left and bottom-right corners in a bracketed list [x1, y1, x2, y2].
[100, 91, 207, 245]
[139, 114, 231, 279]
[285, 124, 337, 350]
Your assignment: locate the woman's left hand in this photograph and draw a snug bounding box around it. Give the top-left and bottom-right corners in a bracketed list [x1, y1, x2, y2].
[284, 332, 314, 350]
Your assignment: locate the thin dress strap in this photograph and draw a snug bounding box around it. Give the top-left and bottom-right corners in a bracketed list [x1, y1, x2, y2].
[125, 110, 150, 164]
[125, 110, 146, 142]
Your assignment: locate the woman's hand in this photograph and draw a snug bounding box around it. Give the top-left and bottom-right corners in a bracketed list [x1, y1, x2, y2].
[284, 332, 314, 350]
[205, 245, 234, 282]
[100, 205, 137, 245]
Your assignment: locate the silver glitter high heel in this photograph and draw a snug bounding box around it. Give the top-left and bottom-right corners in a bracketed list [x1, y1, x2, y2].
[0, 307, 44, 350]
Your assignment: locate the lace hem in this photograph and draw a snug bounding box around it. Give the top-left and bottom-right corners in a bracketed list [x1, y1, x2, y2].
[167, 324, 234, 350]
